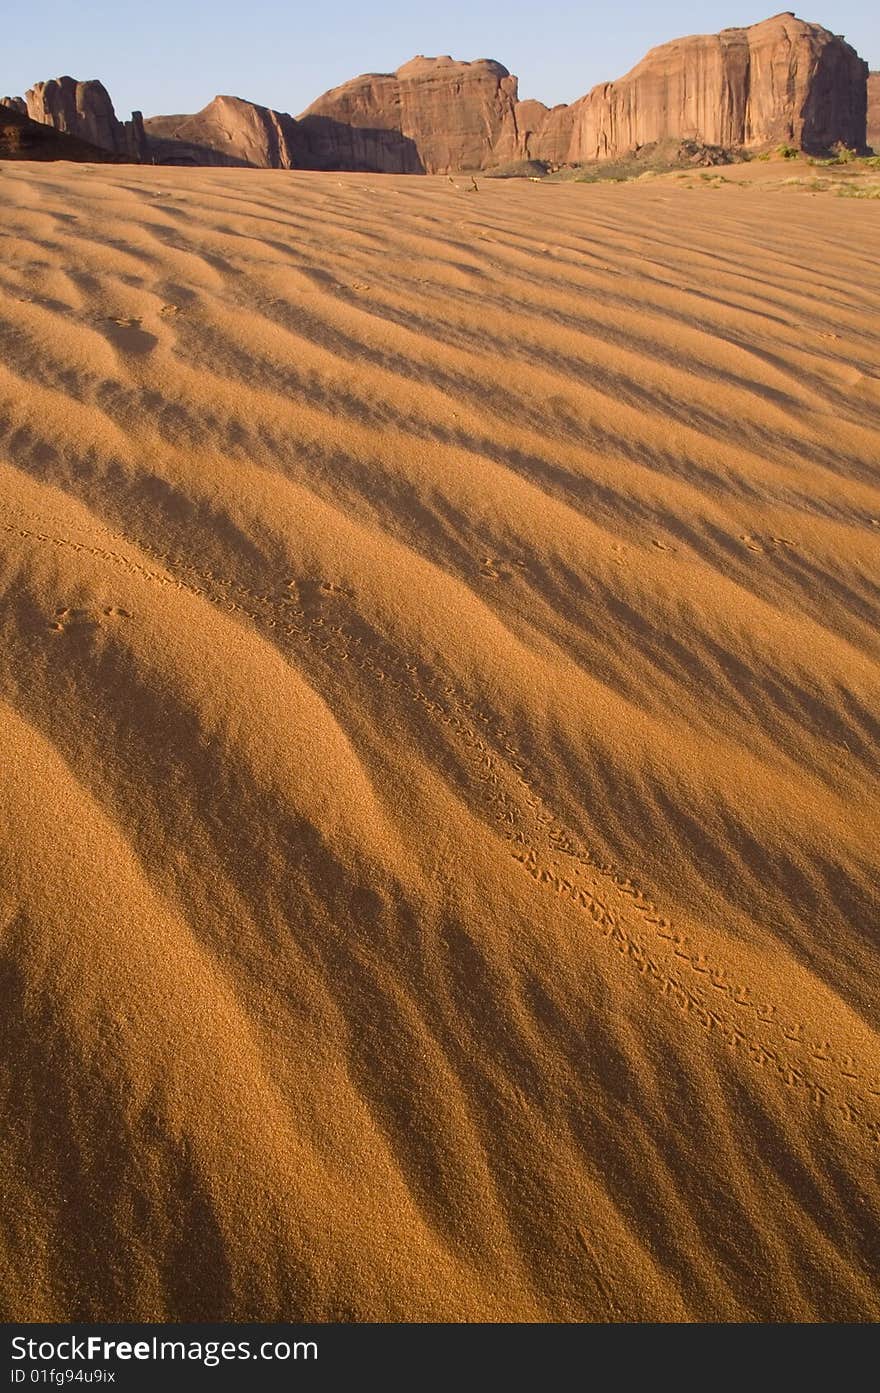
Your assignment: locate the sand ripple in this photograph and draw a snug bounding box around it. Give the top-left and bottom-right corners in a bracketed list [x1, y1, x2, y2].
[0, 163, 878, 1321]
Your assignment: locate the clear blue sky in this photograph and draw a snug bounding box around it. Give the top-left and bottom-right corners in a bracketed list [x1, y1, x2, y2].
[3, 2, 877, 120]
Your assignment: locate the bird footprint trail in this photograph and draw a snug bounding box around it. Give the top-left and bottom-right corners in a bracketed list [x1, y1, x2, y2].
[1, 162, 878, 1323]
[3, 505, 878, 1148]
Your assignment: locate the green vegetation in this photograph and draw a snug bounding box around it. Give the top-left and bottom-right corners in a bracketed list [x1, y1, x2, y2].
[777, 172, 880, 198]
[485, 141, 880, 194]
[835, 182, 880, 199]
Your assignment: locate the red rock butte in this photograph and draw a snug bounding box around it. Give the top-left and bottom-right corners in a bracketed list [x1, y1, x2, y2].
[9, 12, 871, 171]
[868, 71, 880, 149]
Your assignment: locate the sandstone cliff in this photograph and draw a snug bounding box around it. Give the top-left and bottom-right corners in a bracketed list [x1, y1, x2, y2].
[296, 57, 521, 173]
[25, 76, 147, 160]
[868, 72, 880, 150]
[299, 13, 867, 171]
[14, 13, 872, 173]
[144, 95, 301, 167]
[0, 102, 121, 162]
[145, 58, 523, 173]
[524, 13, 867, 163]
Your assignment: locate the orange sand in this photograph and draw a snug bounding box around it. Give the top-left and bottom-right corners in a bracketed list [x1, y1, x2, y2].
[0, 160, 878, 1322]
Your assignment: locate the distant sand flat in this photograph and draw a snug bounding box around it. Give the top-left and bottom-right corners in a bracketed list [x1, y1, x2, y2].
[0, 162, 878, 1322]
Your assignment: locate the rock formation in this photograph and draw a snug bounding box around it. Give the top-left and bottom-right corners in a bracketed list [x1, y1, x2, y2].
[299, 14, 867, 171]
[10, 14, 872, 171]
[142, 60, 523, 173]
[522, 13, 867, 163]
[144, 95, 301, 167]
[868, 72, 880, 150]
[296, 56, 521, 173]
[0, 102, 120, 162]
[1, 96, 27, 114]
[25, 76, 147, 160]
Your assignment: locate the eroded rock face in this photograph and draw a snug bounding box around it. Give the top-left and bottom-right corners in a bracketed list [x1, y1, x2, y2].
[126, 111, 147, 161]
[144, 95, 302, 167]
[868, 72, 880, 151]
[297, 57, 521, 172]
[1, 96, 27, 114]
[25, 76, 147, 160]
[0, 102, 120, 162]
[18, 14, 869, 172]
[293, 17, 868, 171]
[525, 13, 867, 163]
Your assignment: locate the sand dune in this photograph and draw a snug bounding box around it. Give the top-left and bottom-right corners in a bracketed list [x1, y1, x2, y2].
[0, 159, 878, 1322]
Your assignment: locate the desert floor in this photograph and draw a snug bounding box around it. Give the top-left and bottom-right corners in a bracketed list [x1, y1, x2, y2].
[0, 159, 878, 1322]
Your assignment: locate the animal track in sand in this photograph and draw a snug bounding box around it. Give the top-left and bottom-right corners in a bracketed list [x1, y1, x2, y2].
[478, 557, 512, 581]
[292, 578, 356, 610]
[2, 504, 878, 1146]
[351, 638, 880, 1138]
[576, 1226, 622, 1318]
[739, 534, 797, 554]
[48, 604, 132, 634]
[100, 317, 158, 355]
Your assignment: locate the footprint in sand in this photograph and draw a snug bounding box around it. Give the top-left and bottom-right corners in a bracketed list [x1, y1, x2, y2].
[741, 534, 797, 554]
[479, 556, 513, 581]
[49, 605, 132, 633]
[101, 317, 158, 354]
[294, 578, 354, 611]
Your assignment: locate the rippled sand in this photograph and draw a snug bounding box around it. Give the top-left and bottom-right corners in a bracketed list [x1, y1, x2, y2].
[0, 161, 878, 1321]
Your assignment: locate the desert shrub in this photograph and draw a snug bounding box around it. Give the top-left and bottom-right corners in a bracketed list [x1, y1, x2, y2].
[779, 177, 833, 192]
[835, 182, 880, 199]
